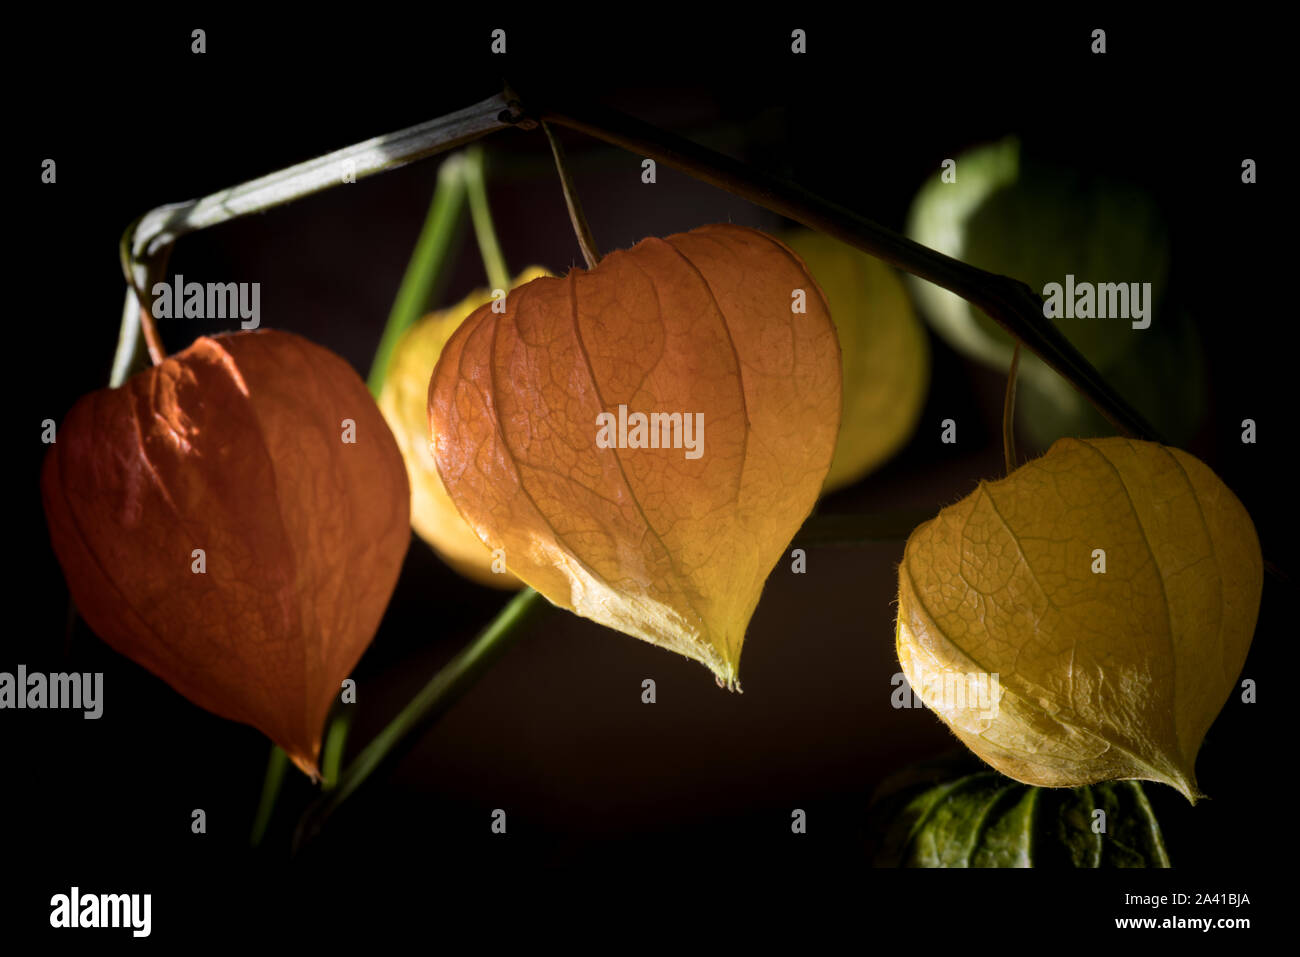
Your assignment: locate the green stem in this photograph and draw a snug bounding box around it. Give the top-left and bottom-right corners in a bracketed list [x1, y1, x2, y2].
[367, 155, 469, 396]
[320, 713, 352, 791]
[293, 588, 548, 853]
[249, 745, 289, 847]
[253, 153, 471, 835]
[462, 146, 511, 290]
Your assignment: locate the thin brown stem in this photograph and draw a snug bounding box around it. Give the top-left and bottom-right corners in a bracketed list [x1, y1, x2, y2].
[117, 217, 170, 367]
[1003, 342, 1021, 475]
[541, 120, 600, 268]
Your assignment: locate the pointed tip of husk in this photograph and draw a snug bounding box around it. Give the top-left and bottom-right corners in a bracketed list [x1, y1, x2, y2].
[709, 658, 743, 694]
[287, 750, 321, 782]
[1157, 768, 1203, 805]
[1174, 779, 1204, 806]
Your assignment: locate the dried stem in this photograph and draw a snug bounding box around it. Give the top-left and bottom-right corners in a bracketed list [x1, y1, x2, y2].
[125, 93, 512, 264]
[1003, 342, 1021, 474]
[541, 120, 601, 268]
[116, 93, 513, 371]
[115, 221, 169, 372]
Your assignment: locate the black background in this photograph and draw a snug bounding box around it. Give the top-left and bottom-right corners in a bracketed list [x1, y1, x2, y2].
[5, 10, 1288, 942]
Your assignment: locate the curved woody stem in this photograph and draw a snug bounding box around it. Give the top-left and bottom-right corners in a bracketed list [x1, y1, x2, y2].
[116, 92, 514, 373]
[541, 120, 601, 268]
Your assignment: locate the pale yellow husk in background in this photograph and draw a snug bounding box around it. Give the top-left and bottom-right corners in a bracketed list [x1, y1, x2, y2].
[379, 268, 551, 587]
[781, 230, 930, 492]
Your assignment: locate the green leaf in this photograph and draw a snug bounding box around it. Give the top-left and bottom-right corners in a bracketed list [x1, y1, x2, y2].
[867, 754, 1170, 868]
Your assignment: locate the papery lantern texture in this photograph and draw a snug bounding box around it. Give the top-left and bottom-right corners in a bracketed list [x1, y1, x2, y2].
[41, 330, 410, 775]
[895, 437, 1262, 801]
[430, 224, 843, 688]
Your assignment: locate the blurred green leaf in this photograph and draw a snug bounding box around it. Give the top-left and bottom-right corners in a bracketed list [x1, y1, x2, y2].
[905, 137, 1203, 448]
[1018, 305, 1206, 449]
